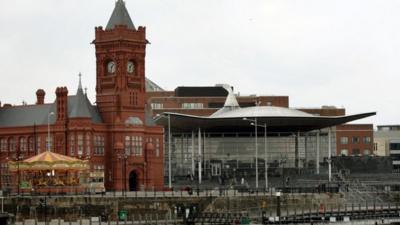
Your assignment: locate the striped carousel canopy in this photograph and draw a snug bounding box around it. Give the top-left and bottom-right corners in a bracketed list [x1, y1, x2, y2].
[8, 151, 89, 171]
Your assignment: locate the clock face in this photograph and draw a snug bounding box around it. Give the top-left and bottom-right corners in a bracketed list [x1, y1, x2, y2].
[127, 61, 135, 74]
[107, 61, 116, 74]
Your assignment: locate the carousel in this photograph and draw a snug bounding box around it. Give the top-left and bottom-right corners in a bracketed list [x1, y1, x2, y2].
[8, 151, 90, 194]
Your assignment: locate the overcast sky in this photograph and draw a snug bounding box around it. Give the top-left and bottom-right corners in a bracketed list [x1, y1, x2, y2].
[0, 0, 399, 126]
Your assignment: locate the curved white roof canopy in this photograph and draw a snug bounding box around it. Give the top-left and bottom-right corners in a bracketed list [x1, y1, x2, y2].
[155, 109, 375, 133]
[210, 106, 314, 119]
[154, 85, 376, 132]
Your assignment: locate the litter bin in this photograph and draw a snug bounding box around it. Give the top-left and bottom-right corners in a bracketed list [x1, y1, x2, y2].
[240, 216, 251, 225]
[118, 210, 128, 221]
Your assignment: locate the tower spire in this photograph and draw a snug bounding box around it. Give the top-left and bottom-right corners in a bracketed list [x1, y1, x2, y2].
[77, 72, 83, 95]
[106, 0, 136, 30]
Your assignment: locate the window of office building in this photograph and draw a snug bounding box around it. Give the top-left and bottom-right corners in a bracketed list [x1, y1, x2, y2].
[364, 149, 371, 155]
[352, 137, 360, 144]
[151, 103, 163, 109]
[340, 137, 348, 144]
[363, 136, 371, 144]
[390, 142, 400, 150]
[182, 103, 203, 109]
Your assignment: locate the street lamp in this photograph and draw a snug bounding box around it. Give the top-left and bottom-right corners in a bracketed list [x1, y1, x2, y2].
[280, 156, 287, 187]
[156, 114, 172, 189]
[47, 112, 54, 151]
[244, 118, 269, 190]
[15, 155, 23, 196]
[167, 114, 171, 189]
[118, 153, 128, 196]
[276, 191, 281, 220]
[243, 117, 265, 189]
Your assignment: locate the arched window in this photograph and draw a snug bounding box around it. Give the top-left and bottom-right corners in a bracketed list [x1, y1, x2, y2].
[77, 134, 83, 156]
[19, 137, 27, 152]
[45, 135, 53, 152]
[86, 133, 91, 157]
[36, 136, 41, 153]
[0, 138, 7, 152]
[9, 137, 16, 152]
[69, 134, 75, 156]
[28, 137, 34, 152]
[125, 136, 132, 155]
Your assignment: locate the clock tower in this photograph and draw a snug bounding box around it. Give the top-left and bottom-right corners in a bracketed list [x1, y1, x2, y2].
[93, 0, 148, 124]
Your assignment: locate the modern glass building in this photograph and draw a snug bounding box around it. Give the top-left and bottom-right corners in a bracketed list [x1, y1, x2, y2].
[155, 86, 375, 188]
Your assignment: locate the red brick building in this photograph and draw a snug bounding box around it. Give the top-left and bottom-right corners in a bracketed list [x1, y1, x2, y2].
[335, 124, 374, 156]
[0, 0, 164, 192]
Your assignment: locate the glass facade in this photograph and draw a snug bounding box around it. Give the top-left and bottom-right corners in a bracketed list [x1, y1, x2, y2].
[164, 130, 335, 180]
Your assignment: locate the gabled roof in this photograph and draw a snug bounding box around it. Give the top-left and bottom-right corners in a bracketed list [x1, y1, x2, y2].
[106, 0, 136, 30]
[0, 89, 102, 127]
[0, 104, 55, 127]
[68, 80, 102, 122]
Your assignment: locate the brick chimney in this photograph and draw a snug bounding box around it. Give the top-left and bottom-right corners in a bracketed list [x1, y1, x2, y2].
[36, 89, 45, 105]
[55, 87, 68, 121]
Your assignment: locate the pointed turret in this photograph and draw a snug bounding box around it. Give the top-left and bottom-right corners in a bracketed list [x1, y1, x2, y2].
[106, 0, 136, 30]
[77, 72, 84, 95]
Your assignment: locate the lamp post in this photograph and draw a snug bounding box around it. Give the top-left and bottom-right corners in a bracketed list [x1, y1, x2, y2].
[118, 153, 128, 196]
[276, 191, 281, 220]
[243, 117, 265, 189]
[156, 114, 172, 189]
[167, 114, 172, 189]
[280, 156, 287, 187]
[15, 155, 23, 196]
[47, 112, 54, 151]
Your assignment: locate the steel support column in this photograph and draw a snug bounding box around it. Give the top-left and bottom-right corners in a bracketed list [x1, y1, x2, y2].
[198, 128, 202, 184]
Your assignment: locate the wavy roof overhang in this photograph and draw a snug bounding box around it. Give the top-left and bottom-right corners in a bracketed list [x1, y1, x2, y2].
[154, 111, 376, 133]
